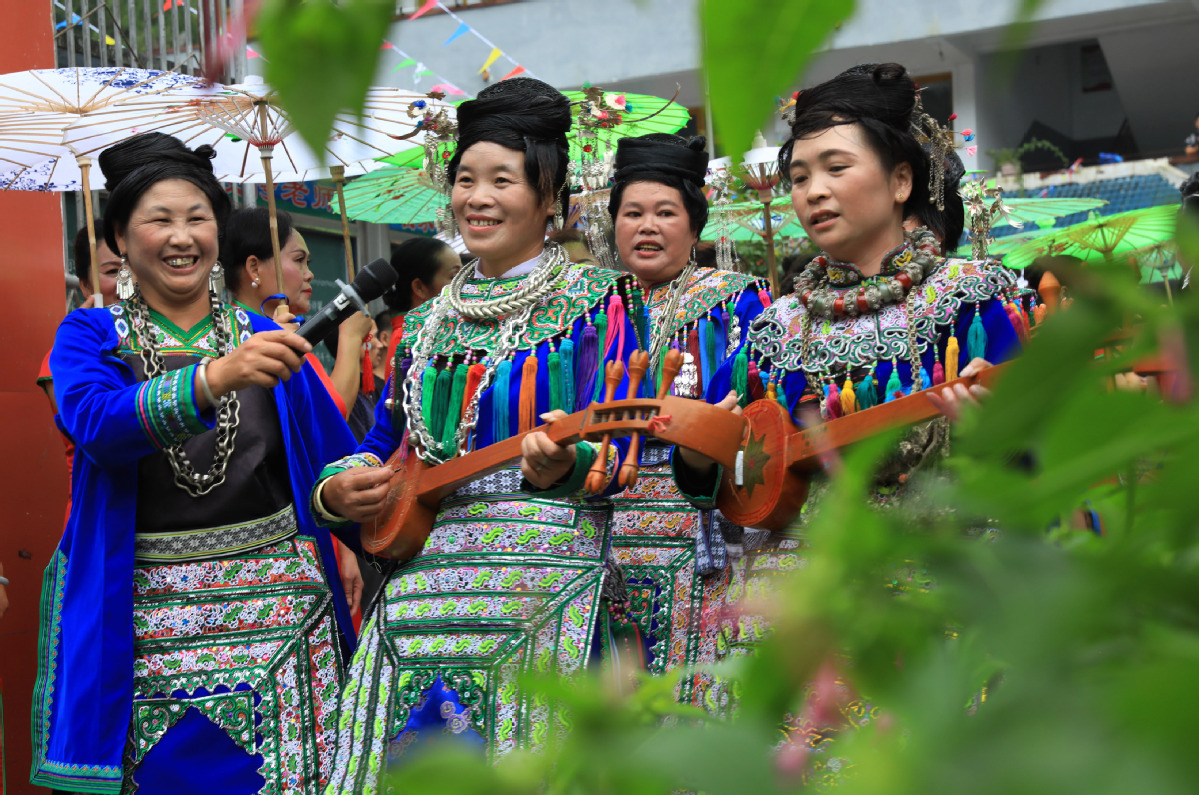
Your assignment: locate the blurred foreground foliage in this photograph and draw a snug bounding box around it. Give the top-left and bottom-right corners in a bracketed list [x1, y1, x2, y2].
[384, 213, 1199, 795]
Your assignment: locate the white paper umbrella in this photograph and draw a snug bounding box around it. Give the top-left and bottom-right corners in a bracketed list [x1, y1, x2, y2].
[62, 75, 446, 287]
[0, 67, 218, 302]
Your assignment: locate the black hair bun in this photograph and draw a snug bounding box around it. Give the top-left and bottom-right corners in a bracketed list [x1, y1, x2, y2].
[458, 77, 572, 140]
[99, 132, 215, 191]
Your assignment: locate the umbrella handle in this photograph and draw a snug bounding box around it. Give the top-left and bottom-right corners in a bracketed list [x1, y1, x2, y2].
[77, 156, 102, 308]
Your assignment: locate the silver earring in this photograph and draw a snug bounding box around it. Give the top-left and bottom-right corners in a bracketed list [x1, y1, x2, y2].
[251, 279, 258, 288]
[553, 197, 565, 230]
[116, 255, 135, 301]
[209, 261, 225, 295]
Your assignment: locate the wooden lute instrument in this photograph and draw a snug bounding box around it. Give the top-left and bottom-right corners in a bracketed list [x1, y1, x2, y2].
[362, 349, 1005, 560]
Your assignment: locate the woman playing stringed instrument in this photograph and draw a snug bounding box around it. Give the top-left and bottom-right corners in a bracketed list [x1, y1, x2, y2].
[688, 63, 1024, 784]
[698, 63, 1023, 504]
[312, 78, 642, 785]
[603, 132, 771, 706]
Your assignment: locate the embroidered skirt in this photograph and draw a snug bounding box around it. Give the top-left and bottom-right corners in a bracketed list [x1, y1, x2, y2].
[325, 468, 612, 794]
[609, 442, 806, 714]
[124, 505, 345, 794]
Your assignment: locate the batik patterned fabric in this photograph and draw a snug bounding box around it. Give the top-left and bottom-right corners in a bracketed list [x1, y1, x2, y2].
[121, 506, 344, 793]
[325, 469, 612, 794]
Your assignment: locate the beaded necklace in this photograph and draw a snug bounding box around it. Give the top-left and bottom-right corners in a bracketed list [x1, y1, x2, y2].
[794, 229, 940, 319]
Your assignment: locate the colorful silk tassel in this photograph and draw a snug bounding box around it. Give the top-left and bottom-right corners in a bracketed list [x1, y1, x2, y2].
[420, 361, 437, 430]
[932, 360, 945, 385]
[441, 361, 468, 456]
[748, 360, 765, 402]
[430, 364, 453, 441]
[841, 376, 857, 414]
[559, 338, 575, 412]
[920, 365, 932, 390]
[593, 310, 610, 402]
[826, 381, 842, 419]
[577, 321, 599, 410]
[462, 361, 485, 419]
[1005, 302, 1025, 343]
[548, 346, 564, 412]
[713, 307, 728, 369]
[855, 369, 878, 410]
[732, 350, 749, 407]
[518, 351, 539, 433]
[701, 316, 718, 394]
[603, 293, 626, 361]
[945, 335, 961, 382]
[361, 349, 374, 395]
[968, 306, 988, 361]
[493, 358, 512, 442]
[884, 363, 903, 403]
[758, 284, 772, 309]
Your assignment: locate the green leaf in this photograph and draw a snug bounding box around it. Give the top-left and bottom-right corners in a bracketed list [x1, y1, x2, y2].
[255, 0, 394, 159]
[700, 0, 854, 161]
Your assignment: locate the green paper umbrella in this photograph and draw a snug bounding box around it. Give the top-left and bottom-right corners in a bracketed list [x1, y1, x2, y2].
[701, 195, 803, 243]
[955, 225, 1057, 259]
[330, 165, 441, 225]
[1002, 204, 1179, 270]
[331, 167, 607, 228]
[991, 197, 1108, 230]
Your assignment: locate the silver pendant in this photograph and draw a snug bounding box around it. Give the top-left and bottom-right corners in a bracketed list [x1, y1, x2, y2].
[673, 352, 699, 398]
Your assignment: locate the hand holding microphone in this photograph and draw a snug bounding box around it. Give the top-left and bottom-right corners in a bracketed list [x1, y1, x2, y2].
[199, 259, 398, 408]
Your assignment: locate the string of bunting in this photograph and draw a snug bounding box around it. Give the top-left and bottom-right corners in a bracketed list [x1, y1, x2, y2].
[406, 0, 536, 81]
[380, 40, 471, 97]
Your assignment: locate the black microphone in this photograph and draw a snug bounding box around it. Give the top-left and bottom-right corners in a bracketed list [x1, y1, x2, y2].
[296, 258, 398, 344]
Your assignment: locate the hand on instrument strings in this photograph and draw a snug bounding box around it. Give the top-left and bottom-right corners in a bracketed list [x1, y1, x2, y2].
[322, 466, 395, 523]
[676, 391, 743, 474]
[203, 330, 313, 405]
[336, 539, 364, 614]
[271, 303, 300, 332]
[521, 410, 576, 490]
[927, 358, 992, 423]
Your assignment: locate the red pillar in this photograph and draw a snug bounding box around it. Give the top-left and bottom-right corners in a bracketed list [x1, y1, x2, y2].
[0, 2, 68, 793]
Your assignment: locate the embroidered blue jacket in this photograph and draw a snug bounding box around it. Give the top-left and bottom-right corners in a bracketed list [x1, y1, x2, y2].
[32, 306, 358, 793]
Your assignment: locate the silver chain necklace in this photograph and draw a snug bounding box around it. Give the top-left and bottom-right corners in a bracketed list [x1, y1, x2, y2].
[127, 285, 241, 496]
[402, 244, 568, 464]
